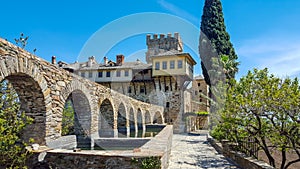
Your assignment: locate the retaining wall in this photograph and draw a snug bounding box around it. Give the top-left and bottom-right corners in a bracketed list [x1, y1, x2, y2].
[28, 125, 173, 169]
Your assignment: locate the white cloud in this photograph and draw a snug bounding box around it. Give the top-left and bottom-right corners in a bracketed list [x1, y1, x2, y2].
[237, 36, 300, 78]
[157, 0, 199, 26]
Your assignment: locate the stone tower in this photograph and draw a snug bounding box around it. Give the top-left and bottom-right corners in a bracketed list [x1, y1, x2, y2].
[146, 33, 183, 63]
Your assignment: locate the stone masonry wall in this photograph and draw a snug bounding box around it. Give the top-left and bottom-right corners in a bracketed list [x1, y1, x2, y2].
[27, 125, 173, 169]
[0, 38, 164, 146]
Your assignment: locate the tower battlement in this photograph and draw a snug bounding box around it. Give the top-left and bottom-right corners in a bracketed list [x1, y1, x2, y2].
[146, 32, 181, 42]
[146, 33, 183, 63]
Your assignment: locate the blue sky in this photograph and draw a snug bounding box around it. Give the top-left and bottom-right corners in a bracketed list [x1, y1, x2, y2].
[1, 0, 300, 78]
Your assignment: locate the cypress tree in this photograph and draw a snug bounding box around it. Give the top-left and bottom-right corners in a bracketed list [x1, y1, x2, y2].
[199, 0, 239, 86]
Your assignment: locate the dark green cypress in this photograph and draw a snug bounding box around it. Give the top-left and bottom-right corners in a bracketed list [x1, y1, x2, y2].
[199, 0, 238, 86]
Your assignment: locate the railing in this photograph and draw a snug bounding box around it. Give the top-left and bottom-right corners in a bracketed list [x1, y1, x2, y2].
[237, 137, 259, 159]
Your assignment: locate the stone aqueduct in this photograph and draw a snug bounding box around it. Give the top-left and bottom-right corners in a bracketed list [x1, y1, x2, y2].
[0, 38, 164, 145]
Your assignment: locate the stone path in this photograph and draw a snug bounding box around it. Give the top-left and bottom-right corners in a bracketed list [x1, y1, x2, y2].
[168, 132, 240, 169]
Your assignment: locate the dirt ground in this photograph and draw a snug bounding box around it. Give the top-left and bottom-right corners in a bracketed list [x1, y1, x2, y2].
[258, 150, 300, 169]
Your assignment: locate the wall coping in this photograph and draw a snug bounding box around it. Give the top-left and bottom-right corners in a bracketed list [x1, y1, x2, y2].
[32, 125, 173, 169]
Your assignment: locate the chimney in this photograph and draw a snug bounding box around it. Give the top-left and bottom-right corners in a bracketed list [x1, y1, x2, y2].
[51, 56, 56, 64]
[88, 56, 95, 67]
[104, 56, 108, 64]
[116, 54, 125, 65]
[153, 34, 158, 39]
[160, 34, 165, 39]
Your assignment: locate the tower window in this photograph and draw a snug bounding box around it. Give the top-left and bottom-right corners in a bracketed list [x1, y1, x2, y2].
[166, 102, 170, 108]
[88, 72, 93, 78]
[162, 61, 167, 70]
[170, 60, 175, 69]
[178, 60, 183, 69]
[155, 62, 160, 70]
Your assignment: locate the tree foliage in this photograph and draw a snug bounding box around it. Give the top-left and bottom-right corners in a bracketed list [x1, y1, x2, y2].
[211, 68, 300, 169]
[0, 81, 33, 168]
[61, 100, 75, 136]
[199, 0, 239, 86]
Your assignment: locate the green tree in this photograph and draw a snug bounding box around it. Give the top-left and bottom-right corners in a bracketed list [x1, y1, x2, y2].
[0, 80, 33, 168]
[61, 100, 75, 136]
[199, 0, 239, 86]
[212, 68, 300, 169]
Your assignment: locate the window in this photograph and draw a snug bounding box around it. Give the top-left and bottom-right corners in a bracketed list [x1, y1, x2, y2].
[140, 86, 145, 93]
[198, 83, 201, 87]
[162, 61, 167, 70]
[195, 91, 198, 95]
[199, 99, 202, 102]
[81, 72, 85, 77]
[189, 64, 193, 73]
[98, 71, 103, 77]
[116, 70, 121, 77]
[155, 62, 160, 70]
[178, 60, 183, 69]
[199, 90, 202, 93]
[165, 86, 169, 91]
[166, 102, 170, 108]
[88, 72, 93, 78]
[125, 70, 129, 77]
[128, 86, 132, 93]
[106, 71, 111, 77]
[170, 60, 175, 69]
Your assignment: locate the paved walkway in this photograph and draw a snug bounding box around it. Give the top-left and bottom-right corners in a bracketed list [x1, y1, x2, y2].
[168, 132, 239, 169]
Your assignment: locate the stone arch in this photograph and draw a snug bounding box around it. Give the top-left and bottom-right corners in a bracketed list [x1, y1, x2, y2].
[145, 110, 152, 125]
[60, 81, 92, 136]
[137, 108, 143, 129]
[0, 73, 49, 144]
[117, 101, 127, 137]
[99, 98, 115, 137]
[128, 106, 135, 137]
[153, 111, 163, 124]
[0, 56, 51, 144]
[61, 90, 92, 136]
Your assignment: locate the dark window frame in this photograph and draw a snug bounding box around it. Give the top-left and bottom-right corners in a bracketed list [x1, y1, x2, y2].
[162, 61, 167, 70]
[155, 62, 160, 70]
[106, 71, 111, 77]
[178, 60, 183, 69]
[170, 60, 175, 69]
[116, 70, 121, 77]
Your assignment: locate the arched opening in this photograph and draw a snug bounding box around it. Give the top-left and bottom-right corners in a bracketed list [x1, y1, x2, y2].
[137, 108, 145, 137]
[2, 73, 46, 144]
[145, 110, 151, 125]
[99, 99, 114, 137]
[62, 90, 92, 147]
[61, 100, 75, 136]
[153, 111, 163, 124]
[137, 108, 143, 129]
[117, 102, 127, 137]
[129, 107, 135, 137]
